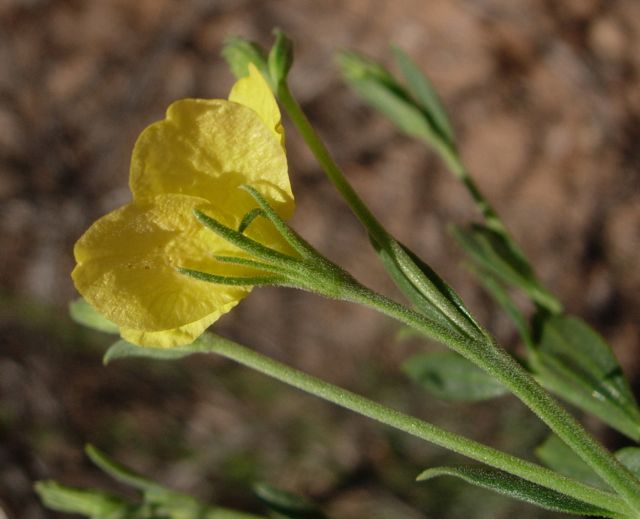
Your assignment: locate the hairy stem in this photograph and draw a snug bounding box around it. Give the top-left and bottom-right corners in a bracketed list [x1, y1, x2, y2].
[346, 283, 640, 515]
[203, 334, 628, 516]
[278, 79, 640, 513]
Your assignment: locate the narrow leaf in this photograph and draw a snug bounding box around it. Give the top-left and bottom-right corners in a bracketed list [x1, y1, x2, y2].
[616, 448, 640, 479]
[392, 46, 454, 144]
[222, 37, 269, 82]
[417, 466, 614, 516]
[374, 241, 454, 328]
[533, 315, 640, 441]
[268, 29, 294, 87]
[535, 435, 606, 489]
[373, 237, 482, 340]
[254, 483, 325, 519]
[403, 351, 508, 402]
[338, 52, 436, 143]
[452, 224, 561, 314]
[469, 267, 535, 352]
[86, 445, 160, 492]
[35, 481, 133, 517]
[103, 338, 213, 365]
[69, 298, 119, 334]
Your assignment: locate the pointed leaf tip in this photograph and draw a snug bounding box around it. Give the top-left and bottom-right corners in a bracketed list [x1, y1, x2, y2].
[417, 466, 614, 517]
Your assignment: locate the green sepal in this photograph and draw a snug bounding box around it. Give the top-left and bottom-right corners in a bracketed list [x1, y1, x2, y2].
[254, 483, 325, 519]
[532, 314, 640, 441]
[391, 46, 454, 145]
[238, 207, 265, 234]
[535, 435, 606, 490]
[179, 267, 290, 287]
[416, 466, 614, 517]
[268, 29, 294, 89]
[222, 36, 270, 82]
[403, 351, 508, 402]
[452, 223, 561, 314]
[69, 297, 119, 334]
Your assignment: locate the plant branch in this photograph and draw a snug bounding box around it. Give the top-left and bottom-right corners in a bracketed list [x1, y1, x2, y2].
[201, 334, 628, 516]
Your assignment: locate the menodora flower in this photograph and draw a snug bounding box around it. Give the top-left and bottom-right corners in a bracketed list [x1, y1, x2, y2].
[72, 65, 294, 348]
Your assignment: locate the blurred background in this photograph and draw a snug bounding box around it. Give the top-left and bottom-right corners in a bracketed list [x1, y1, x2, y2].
[1, 1, 639, 517]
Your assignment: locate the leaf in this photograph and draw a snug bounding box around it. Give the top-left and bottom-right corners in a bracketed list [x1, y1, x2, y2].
[373, 237, 482, 340]
[268, 29, 294, 87]
[337, 51, 437, 143]
[69, 297, 119, 334]
[391, 46, 454, 144]
[86, 445, 160, 492]
[34, 481, 134, 518]
[222, 37, 269, 82]
[374, 241, 454, 329]
[254, 483, 326, 519]
[403, 351, 508, 402]
[535, 435, 606, 489]
[103, 337, 213, 365]
[452, 224, 561, 314]
[416, 466, 614, 516]
[469, 267, 535, 352]
[616, 448, 640, 479]
[533, 314, 640, 441]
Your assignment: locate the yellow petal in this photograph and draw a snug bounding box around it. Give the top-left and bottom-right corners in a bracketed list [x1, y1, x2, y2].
[129, 97, 293, 219]
[120, 310, 229, 349]
[72, 193, 293, 347]
[228, 63, 285, 146]
[72, 194, 252, 342]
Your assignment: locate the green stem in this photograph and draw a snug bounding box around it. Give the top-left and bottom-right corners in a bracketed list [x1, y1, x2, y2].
[278, 83, 481, 339]
[346, 283, 640, 515]
[203, 334, 628, 515]
[439, 145, 562, 314]
[278, 80, 640, 513]
[278, 83, 388, 245]
[439, 145, 505, 234]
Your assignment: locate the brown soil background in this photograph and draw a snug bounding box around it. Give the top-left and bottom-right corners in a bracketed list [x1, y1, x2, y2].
[1, 1, 639, 518]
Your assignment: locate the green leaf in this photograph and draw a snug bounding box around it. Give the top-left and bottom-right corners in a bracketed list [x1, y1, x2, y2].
[452, 224, 561, 314]
[103, 337, 213, 365]
[374, 241, 454, 329]
[403, 351, 508, 402]
[416, 466, 614, 516]
[86, 445, 160, 492]
[535, 435, 606, 489]
[616, 448, 640, 479]
[34, 481, 134, 518]
[254, 483, 325, 518]
[268, 29, 294, 88]
[391, 46, 454, 144]
[533, 314, 640, 441]
[39, 446, 268, 519]
[469, 267, 535, 352]
[337, 51, 437, 144]
[222, 36, 270, 82]
[373, 237, 482, 340]
[69, 298, 119, 334]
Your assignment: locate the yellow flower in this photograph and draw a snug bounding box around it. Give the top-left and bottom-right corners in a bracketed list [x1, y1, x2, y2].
[72, 65, 294, 348]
